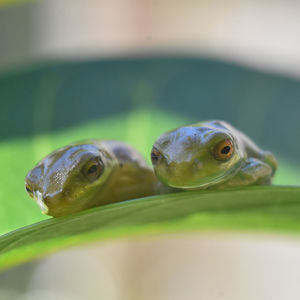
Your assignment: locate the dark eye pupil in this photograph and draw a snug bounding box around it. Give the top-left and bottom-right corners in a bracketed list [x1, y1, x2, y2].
[88, 164, 98, 174]
[221, 146, 231, 154]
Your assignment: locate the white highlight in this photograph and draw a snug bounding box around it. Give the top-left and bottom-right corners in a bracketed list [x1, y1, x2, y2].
[34, 191, 49, 215]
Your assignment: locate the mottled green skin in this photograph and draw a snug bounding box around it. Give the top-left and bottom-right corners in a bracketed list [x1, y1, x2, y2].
[152, 120, 277, 190]
[25, 140, 158, 217]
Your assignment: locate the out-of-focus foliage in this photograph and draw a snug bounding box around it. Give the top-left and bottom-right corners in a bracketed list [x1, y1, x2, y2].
[1, 58, 300, 163]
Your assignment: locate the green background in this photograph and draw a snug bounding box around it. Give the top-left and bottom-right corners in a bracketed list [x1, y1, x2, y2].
[0, 57, 300, 237]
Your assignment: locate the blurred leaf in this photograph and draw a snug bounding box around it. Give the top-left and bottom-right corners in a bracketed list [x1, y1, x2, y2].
[0, 185, 300, 271]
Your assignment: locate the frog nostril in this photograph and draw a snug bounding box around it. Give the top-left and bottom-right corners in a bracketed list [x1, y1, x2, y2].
[151, 146, 162, 164]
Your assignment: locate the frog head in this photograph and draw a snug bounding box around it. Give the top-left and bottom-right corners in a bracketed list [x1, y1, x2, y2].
[151, 125, 245, 189]
[25, 142, 115, 217]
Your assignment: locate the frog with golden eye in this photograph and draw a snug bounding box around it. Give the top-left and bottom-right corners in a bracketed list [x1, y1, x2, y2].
[25, 140, 158, 217]
[151, 120, 277, 190]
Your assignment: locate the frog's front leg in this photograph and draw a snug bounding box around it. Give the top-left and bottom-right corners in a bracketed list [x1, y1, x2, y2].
[219, 158, 273, 188]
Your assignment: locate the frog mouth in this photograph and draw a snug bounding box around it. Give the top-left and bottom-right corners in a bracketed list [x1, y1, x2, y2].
[33, 190, 49, 214]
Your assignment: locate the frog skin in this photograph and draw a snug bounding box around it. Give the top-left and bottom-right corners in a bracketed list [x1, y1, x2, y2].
[25, 140, 158, 217]
[151, 120, 277, 190]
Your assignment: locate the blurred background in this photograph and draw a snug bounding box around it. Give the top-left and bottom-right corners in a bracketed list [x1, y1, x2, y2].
[0, 0, 300, 299]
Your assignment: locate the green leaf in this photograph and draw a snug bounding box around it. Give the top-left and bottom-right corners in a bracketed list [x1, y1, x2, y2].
[0, 185, 300, 271]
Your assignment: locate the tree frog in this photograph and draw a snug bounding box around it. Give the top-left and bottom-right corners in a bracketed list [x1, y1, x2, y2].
[25, 140, 158, 217]
[151, 120, 277, 190]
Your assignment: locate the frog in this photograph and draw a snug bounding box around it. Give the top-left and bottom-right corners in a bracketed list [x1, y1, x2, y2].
[25, 140, 158, 217]
[150, 120, 277, 190]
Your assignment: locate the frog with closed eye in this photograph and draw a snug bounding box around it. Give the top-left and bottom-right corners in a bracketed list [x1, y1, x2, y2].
[25, 140, 158, 217]
[151, 120, 277, 190]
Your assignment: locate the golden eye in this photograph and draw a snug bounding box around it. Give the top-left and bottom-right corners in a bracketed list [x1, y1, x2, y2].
[25, 183, 33, 195]
[214, 139, 234, 161]
[82, 158, 104, 182]
[151, 146, 161, 164]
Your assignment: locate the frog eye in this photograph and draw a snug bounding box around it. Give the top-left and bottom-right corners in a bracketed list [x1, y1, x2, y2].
[213, 139, 234, 161]
[25, 183, 33, 195]
[82, 157, 104, 182]
[151, 146, 162, 164]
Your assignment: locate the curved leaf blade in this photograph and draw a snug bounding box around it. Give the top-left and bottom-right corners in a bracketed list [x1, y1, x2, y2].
[0, 185, 300, 271]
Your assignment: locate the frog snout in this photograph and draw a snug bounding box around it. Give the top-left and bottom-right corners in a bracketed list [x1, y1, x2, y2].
[36, 189, 68, 215]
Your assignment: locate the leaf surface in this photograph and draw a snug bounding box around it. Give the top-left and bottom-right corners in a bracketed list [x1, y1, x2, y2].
[1, 185, 300, 271]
